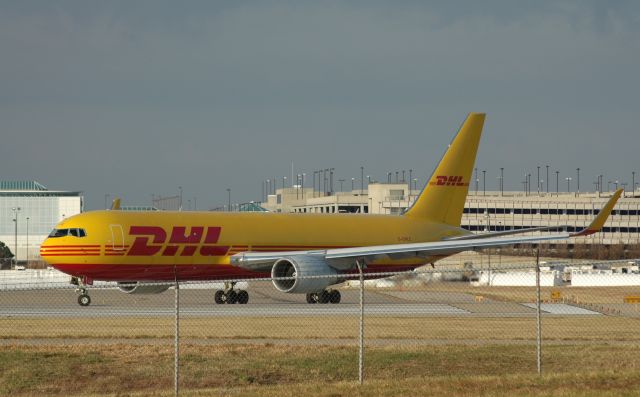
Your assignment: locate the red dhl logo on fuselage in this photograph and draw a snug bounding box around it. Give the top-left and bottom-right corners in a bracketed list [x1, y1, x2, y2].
[429, 175, 468, 186]
[127, 226, 228, 256]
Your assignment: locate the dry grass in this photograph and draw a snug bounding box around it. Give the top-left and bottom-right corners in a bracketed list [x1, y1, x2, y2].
[1, 315, 639, 341]
[2, 343, 640, 396]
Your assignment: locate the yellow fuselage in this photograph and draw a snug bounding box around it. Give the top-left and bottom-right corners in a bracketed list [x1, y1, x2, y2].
[40, 210, 468, 281]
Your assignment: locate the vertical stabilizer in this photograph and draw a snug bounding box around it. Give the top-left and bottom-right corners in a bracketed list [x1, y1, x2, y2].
[404, 113, 485, 225]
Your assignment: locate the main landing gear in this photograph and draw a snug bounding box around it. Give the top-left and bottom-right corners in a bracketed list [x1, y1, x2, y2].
[306, 289, 341, 304]
[214, 281, 249, 305]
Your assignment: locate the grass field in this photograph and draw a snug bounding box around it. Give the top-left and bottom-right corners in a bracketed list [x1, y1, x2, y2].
[2, 343, 640, 396]
[2, 315, 640, 342]
[3, 270, 640, 395]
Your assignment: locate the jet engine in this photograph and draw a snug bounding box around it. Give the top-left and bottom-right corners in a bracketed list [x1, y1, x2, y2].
[117, 282, 171, 294]
[271, 256, 339, 293]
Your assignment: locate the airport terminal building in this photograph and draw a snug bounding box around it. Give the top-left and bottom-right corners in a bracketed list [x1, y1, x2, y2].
[261, 184, 640, 245]
[0, 181, 82, 265]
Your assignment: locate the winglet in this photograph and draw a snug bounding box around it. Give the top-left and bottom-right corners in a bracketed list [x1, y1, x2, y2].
[571, 189, 622, 237]
[111, 198, 121, 210]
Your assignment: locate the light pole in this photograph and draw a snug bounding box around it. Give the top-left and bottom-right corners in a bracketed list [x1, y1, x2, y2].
[546, 165, 549, 194]
[555, 171, 559, 194]
[313, 171, 317, 197]
[633, 172, 636, 196]
[324, 169, 329, 195]
[500, 167, 504, 196]
[266, 180, 270, 200]
[485, 211, 491, 284]
[482, 170, 486, 196]
[576, 168, 580, 196]
[26, 217, 29, 266]
[330, 168, 334, 194]
[599, 174, 603, 196]
[387, 172, 391, 184]
[566, 177, 572, 192]
[351, 178, 355, 191]
[474, 168, 478, 194]
[339, 179, 345, 192]
[302, 173, 306, 199]
[537, 166, 540, 195]
[361, 166, 364, 195]
[12, 207, 20, 268]
[226, 188, 231, 212]
[178, 186, 183, 211]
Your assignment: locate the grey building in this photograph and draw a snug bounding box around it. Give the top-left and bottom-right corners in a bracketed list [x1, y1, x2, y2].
[0, 181, 83, 265]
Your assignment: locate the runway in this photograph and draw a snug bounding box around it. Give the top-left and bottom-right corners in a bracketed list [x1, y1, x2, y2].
[1, 303, 471, 317]
[0, 284, 602, 317]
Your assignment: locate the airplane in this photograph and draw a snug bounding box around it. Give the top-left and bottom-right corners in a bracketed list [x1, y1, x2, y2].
[40, 113, 623, 306]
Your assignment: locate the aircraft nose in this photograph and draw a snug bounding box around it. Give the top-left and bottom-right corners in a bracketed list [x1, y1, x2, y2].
[40, 238, 58, 265]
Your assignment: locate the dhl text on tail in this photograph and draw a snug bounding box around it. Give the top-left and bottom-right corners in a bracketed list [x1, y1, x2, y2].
[40, 113, 623, 306]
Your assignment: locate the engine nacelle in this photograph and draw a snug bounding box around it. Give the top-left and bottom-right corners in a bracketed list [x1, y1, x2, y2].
[117, 282, 170, 294]
[271, 256, 339, 293]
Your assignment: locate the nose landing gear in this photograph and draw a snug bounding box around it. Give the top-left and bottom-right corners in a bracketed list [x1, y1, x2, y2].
[77, 291, 91, 306]
[71, 277, 92, 306]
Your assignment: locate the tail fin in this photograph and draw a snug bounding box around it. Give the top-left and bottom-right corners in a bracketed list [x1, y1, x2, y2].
[404, 113, 485, 225]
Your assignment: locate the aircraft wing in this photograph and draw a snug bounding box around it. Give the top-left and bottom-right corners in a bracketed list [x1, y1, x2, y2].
[230, 189, 622, 272]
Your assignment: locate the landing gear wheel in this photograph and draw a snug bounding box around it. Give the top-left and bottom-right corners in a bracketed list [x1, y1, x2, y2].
[214, 290, 225, 304]
[319, 290, 330, 304]
[226, 290, 238, 304]
[237, 290, 249, 304]
[78, 294, 91, 307]
[306, 293, 317, 304]
[329, 290, 341, 304]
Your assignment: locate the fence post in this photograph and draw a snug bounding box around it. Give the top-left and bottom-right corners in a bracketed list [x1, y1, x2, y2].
[174, 274, 180, 396]
[356, 259, 365, 385]
[535, 247, 542, 375]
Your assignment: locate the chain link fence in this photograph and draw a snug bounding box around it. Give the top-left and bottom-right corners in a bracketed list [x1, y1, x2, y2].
[2, 255, 640, 395]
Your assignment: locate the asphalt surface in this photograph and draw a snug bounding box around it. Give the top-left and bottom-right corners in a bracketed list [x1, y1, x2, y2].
[0, 282, 602, 317]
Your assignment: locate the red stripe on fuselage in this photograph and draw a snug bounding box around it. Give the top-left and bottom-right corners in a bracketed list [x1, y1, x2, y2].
[42, 245, 101, 248]
[50, 263, 420, 282]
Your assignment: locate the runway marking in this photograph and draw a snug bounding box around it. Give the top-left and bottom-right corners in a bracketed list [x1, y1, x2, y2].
[521, 303, 602, 315]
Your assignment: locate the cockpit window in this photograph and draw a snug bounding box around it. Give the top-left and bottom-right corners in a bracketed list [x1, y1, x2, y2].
[49, 228, 87, 238]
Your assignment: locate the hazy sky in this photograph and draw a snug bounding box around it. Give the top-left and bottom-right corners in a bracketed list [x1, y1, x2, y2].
[2, 1, 639, 210]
